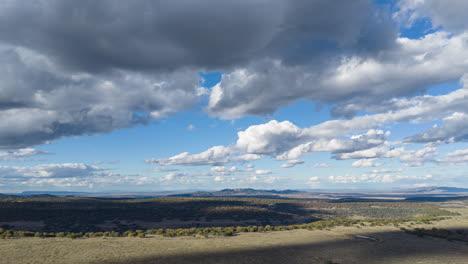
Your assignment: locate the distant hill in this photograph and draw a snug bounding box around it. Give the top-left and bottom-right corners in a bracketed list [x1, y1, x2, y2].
[432, 187, 468, 192]
[21, 191, 89, 197]
[404, 186, 468, 193]
[14, 186, 468, 199]
[405, 196, 468, 202]
[29, 194, 57, 198]
[169, 188, 304, 198]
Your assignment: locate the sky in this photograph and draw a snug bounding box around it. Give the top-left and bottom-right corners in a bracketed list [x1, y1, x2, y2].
[1, 0, 468, 192]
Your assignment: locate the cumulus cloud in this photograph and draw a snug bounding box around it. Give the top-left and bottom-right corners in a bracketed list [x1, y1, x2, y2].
[0, 163, 105, 179]
[147, 120, 392, 167]
[244, 164, 255, 171]
[397, 0, 468, 33]
[399, 147, 437, 167]
[149, 74, 468, 168]
[154, 167, 179, 172]
[440, 148, 468, 164]
[207, 31, 468, 119]
[214, 176, 224, 182]
[0, 148, 50, 161]
[3, 1, 468, 190]
[1, 0, 467, 154]
[329, 173, 433, 184]
[359, 173, 433, 184]
[160, 172, 186, 182]
[0, 44, 201, 148]
[313, 163, 330, 168]
[338, 145, 437, 167]
[328, 175, 359, 184]
[145, 146, 235, 166]
[145, 145, 264, 166]
[367, 168, 404, 174]
[244, 175, 280, 184]
[0, 0, 400, 148]
[255, 170, 272, 175]
[211, 166, 238, 176]
[281, 159, 304, 168]
[237, 121, 389, 160]
[276, 129, 389, 160]
[236, 120, 305, 155]
[405, 112, 468, 143]
[351, 158, 383, 168]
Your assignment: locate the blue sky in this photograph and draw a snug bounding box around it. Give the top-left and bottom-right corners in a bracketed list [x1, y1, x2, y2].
[1, 0, 468, 192]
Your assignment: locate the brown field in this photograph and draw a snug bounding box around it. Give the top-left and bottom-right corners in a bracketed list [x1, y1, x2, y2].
[1, 208, 467, 264]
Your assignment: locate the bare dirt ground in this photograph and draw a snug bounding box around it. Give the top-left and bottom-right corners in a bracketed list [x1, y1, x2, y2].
[1, 208, 468, 264]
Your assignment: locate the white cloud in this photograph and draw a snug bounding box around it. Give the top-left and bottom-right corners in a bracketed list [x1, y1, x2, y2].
[187, 124, 196, 131]
[146, 146, 235, 166]
[367, 168, 404, 174]
[255, 169, 272, 175]
[236, 120, 305, 155]
[0, 163, 105, 179]
[359, 173, 433, 184]
[0, 45, 202, 149]
[338, 145, 437, 167]
[244, 164, 255, 172]
[281, 159, 304, 168]
[243, 175, 281, 184]
[160, 172, 186, 182]
[214, 176, 224, 182]
[154, 167, 179, 172]
[405, 112, 468, 143]
[207, 31, 468, 120]
[329, 173, 433, 184]
[0, 148, 50, 161]
[440, 148, 468, 164]
[211, 166, 238, 176]
[276, 129, 389, 160]
[397, 0, 468, 33]
[328, 175, 358, 184]
[313, 163, 330, 168]
[399, 147, 437, 167]
[351, 158, 383, 168]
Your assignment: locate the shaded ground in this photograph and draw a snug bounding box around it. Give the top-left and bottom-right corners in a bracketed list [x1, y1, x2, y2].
[0, 196, 453, 232]
[1, 208, 468, 264]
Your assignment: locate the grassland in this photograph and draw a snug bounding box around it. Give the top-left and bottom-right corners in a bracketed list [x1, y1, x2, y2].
[0, 208, 467, 264]
[1, 196, 467, 263]
[0, 196, 456, 232]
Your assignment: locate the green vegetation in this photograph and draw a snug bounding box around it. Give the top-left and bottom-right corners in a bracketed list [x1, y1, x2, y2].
[0, 196, 457, 230]
[0, 196, 457, 239]
[0, 216, 450, 239]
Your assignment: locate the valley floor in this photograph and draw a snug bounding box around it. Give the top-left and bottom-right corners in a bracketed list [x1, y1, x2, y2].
[2, 208, 468, 264]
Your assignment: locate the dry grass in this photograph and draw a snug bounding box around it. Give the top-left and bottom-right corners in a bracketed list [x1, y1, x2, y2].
[1, 208, 468, 264]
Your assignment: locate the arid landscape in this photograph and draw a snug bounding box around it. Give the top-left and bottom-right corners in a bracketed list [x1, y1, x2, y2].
[1, 189, 468, 263]
[2, 1, 468, 263]
[1, 208, 467, 264]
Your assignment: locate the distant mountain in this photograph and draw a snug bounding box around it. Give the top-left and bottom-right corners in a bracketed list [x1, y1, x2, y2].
[169, 188, 304, 198]
[405, 186, 468, 193]
[18, 190, 205, 198]
[21, 191, 89, 197]
[405, 196, 468, 202]
[15, 186, 468, 200]
[29, 194, 57, 198]
[434, 187, 468, 192]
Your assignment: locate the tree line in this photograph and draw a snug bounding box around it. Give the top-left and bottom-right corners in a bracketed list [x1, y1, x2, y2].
[0, 216, 449, 239]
